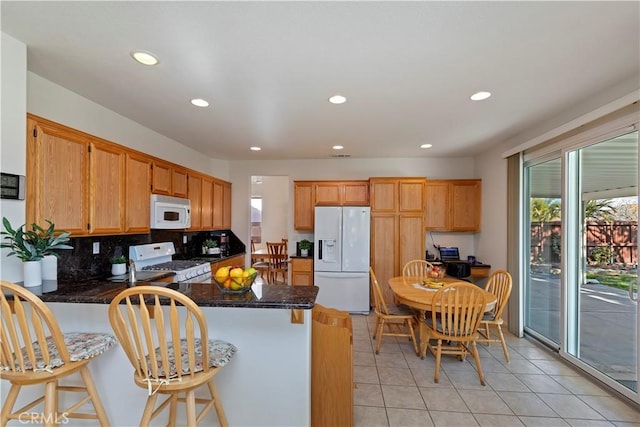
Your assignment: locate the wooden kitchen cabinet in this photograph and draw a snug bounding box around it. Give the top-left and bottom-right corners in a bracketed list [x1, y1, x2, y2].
[222, 181, 232, 229]
[27, 114, 231, 236]
[89, 141, 125, 234]
[201, 176, 213, 230]
[212, 180, 224, 229]
[311, 304, 353, 427]
[314, 180, 369, 206]
[151, 161, 188, 198]
[27, 116, 89, 235]
[124, 152, 151, 233]
[369, 177, 426, 304]
[424, 179, 481, 232]
[294, 181, 315, 230]
[188, 173, 203, 230]
[210, 254, 246, 273]
[172, 168, 189, 198]
[295, 180, 368, 230]
[290, 257, 313, 286]
[151, 160, 172, 195]
[211, 179, 232, 230]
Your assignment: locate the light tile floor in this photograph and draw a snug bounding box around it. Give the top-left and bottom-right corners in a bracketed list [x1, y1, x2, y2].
[351, 313, 640, 427]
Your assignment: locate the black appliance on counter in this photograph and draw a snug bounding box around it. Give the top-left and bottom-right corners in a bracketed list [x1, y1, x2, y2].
[435, 247, 471, 281]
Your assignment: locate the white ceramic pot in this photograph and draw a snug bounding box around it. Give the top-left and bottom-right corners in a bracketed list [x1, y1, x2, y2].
[23, 260, 43, 287]
[301, 249, 309, 257]
[42, 255, 58, 281]
[112, 263, 127, 276]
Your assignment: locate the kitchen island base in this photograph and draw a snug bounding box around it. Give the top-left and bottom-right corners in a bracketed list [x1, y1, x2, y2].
[0, 303, 312, 427]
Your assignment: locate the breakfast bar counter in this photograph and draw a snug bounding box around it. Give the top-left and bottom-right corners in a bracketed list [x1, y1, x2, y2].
[5, 280, 319, 426]
[35, 279, 318, 309]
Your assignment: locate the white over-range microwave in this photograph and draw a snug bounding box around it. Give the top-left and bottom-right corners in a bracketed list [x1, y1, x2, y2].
[150, 194, 191, 229]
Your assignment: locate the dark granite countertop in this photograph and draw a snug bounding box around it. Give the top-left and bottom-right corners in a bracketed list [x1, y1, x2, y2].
[28, 279, 318, 310]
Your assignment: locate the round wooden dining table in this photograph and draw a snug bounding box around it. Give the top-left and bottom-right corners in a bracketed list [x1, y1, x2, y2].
[387, 276, 497, 358]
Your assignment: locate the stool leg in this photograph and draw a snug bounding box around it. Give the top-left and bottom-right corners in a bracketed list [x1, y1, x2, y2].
[185, 389, 197, 427]
[43, 380, 57, 427]
[207, 380, 228, 427]
[140, 394, 158, 427]
[79, 366, 110, 426]
[1, 384, 21, 427]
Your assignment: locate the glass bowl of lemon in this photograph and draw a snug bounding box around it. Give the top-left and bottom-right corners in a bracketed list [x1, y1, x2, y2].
[212, 266, 258, 294]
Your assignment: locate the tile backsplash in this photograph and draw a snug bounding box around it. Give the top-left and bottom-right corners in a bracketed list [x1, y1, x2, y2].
[56, 230, 244, 281]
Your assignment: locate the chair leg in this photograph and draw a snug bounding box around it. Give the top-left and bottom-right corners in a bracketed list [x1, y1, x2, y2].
[372, 316, 381, 340]
[375, 320, 385, 354]
[79, 365, 110, 426]
[419, 323, 429, 359]
[406, 318, 418, 356]
[43, 380, 57, 427]
[1, 383, 21, 427]
[208, 379, 229, 427]
[470, 341, 486, 386]
[496, 325, 510, 363]
[434, 340, 442, 383]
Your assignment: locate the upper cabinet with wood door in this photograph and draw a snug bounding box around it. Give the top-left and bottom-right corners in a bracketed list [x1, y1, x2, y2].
[314, 181, 369, 206]
[188, 173, 203, 230]
[151, 160, 188, 197]
[294, 181, 315, 230]
[212, 179, 232, 230]
[88, 141, 126, 235]
[27, 116, 90, 235]
[124, 152, 151, 233]
[424, 179, 481, 232]
[26, 114, 230, 236]
[294, 180, 369, 230]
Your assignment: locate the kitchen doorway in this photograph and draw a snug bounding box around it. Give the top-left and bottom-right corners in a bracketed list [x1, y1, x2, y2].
[250, 176, 289, 252]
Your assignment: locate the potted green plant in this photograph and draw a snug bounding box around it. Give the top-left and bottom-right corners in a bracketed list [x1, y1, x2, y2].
[204, 239, 219, 255]
[111, 255, 128, 276]
[299, 239, 312, 257]
[1, 217, 72, 286]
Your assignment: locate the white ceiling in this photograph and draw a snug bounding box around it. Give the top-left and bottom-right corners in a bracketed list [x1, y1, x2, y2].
[2, 1, 639, 161]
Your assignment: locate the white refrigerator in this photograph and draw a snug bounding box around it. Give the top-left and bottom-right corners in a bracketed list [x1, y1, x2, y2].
[314, 206, 370, 314]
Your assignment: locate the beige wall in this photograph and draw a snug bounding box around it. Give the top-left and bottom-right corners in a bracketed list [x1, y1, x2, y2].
[1, 33, 27, 281]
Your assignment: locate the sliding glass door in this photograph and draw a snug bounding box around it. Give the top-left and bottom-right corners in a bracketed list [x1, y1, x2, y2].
[524, 129, 638, 402]
[564, 131, 638, 398]
[524, 157, 563, 347]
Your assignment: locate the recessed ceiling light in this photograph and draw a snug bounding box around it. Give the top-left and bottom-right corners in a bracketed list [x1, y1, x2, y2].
[333, 145, 344, 150]
[329, 95, 347, 104]
[470, 91, 491, 101]
[131, 51, 159, 66]
[250, 146, 261, 151]
[190, 98, 209, 107]
[420, 144, 433, 149]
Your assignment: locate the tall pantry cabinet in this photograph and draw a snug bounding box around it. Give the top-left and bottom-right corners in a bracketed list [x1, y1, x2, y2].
[369, 178, 426, 304]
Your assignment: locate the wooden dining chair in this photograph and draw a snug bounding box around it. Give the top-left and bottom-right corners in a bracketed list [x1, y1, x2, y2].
[402, 259, 435, 280]
[0, 280, 115, 427]
[108, 286, 237, 427]
[266, 241, 288, 284]
[250, 239, 269, 282]
[370, 268, 419, 355]
[421, 281, 488, 385]
[477, 270, 513, 362]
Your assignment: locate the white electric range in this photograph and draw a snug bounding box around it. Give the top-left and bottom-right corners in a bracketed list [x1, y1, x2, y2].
[129, 242, 212, 283]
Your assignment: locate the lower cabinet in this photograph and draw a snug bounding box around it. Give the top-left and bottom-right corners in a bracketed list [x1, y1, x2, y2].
[312, 304, 353, 427]
[290, 257, 313, 286]
[210, 254, 246, 274]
